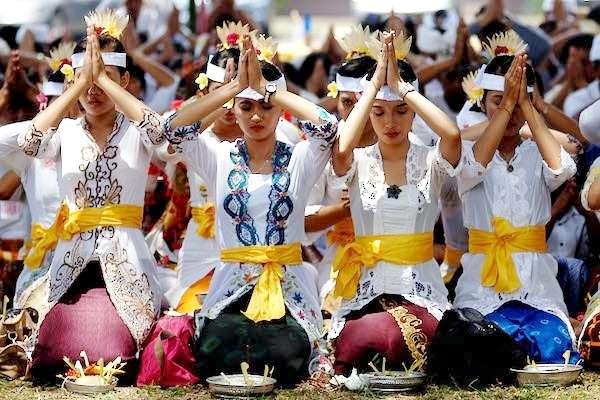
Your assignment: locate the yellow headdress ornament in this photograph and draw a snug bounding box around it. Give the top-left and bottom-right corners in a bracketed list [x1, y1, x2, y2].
[251, 32, 278, 63]
[482, 30, 528, 61]
[216, 21, 250, 50]
[388, 30, 413, 61]
[462, 70, 484, 104]
[47, 42, 76, 73]
[339, 25, 381, 60]
[84, 9, 129, 40]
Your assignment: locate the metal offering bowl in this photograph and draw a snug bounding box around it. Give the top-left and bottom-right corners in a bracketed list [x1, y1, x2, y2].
[511, 364, 583, 386]
[64, 377, 117, 394]
[206, 374, 276, 398]
[361, 371, 427, 392]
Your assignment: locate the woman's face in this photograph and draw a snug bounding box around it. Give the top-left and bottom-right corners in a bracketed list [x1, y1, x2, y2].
[483, 90, 525, 137]
[209, 81, 237, 126]
[78, 65, 129, 117]
[234, 98, 281, 142]
[369, 99, 414, 145]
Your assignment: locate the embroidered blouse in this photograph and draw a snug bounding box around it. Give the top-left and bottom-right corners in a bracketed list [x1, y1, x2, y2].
[582, 157, 600, 221]
[16, 109, 166, 346]
[164, 108, 338, 346]
[328, 136, 456, 339]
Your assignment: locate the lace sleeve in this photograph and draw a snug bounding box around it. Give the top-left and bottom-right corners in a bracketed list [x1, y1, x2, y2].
[17, 123, 59, 159]
[132, 108, 166, 148]
[163, 112, 202, 153]
[457, 142, 486, 196]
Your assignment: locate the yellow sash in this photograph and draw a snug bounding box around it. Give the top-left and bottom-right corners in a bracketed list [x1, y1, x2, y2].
[326, 217, 355, 247]
[332, 232, 434, 300]
[220, 243, 302, 322]
[191, 204, 216, 239]
[442, 246, 464, 284]
[468, 217, 547, 293]
[24, 222, 59, 269]
[56, 202, 143, 240]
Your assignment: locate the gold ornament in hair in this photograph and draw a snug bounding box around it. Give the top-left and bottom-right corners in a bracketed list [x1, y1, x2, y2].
[482, 30, 527, 61]
[84, 9, 129, 40]
[216, 21, 250, 50]
[462, 71, 483, 103]
[47, 41, 76, 73]
[250, 32, 278, 63]
[339, 25, 381, 60]
[327, 81, 339, 98]
[387, 30, 412, 61]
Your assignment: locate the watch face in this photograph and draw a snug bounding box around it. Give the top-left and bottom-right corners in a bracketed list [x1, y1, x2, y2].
[266, 83, 277, 93]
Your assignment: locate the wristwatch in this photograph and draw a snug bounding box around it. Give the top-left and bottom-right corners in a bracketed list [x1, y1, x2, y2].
[264, 82, 278, 103]
[398, 82, 415, 102]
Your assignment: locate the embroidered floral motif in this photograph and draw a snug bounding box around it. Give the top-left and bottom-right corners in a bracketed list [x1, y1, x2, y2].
[134, 108, 165, 146]
[297, 107, 338, 147]
[18, 124, 55, 157]
[384, 303, 428, 370]
[224, 139, 293, 245]
[163, 113, 202, 151]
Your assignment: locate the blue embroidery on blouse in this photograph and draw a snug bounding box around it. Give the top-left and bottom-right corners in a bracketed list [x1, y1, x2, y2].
[163, 113, 202, 151]
[224, 139, 293, 245]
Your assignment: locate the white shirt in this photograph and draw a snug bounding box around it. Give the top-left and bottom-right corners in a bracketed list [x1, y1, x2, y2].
[0, 120, 61, 307]
[579, 98, 600, 145]
[564, 80, 600, 118]
[455, 140, 577, 339]
[165, 108, 338, 348]
[17, 110, 166, 346]
[582, 156, 600, 221]
[547, 207, 588, 259]
[328, 137, 455, 339]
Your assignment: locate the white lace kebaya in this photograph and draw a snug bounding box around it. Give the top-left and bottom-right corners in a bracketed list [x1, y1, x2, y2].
[329, 135, 457, 340]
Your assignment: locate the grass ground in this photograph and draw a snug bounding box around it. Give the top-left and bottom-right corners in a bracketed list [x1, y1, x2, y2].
[1, 371, 600, 400]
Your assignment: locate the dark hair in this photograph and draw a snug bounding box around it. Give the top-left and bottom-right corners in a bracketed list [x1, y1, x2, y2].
[477, 20, 508, 45]
[127, 58, 146, 91]
[297, 52, 332, 87]
[366, 59, 417, 84]
[482, 55, 535, 103]
[48, 70, 65, 84]
[205, 47, 240, 81]
[74, 34, 127, 74]
[337, 56, 376, 79]
[261, 61, 283, 82]
[558, 33, 594, 65]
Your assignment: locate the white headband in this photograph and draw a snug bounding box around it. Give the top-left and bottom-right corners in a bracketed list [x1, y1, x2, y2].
[236, 76, 287, 101]
[336, 73, 365, 93]
[360, 76, 419, 101]
[475, 64, 533, 93]
[71, 52, 127, 69]
[206, 55, 226, 83]
[42, 81, 64, 97]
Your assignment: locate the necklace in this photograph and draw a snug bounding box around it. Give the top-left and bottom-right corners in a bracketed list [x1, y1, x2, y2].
[249, 153, 273, 174]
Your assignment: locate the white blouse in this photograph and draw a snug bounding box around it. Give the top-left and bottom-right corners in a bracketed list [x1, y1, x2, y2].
[0, 121, 61, 307]
[582, 156, 600, 221]
[164, 108, 338, 347]
[455, 140, 577, 334]
[329, 137, 456, 339]
[17, 110, 166, 346]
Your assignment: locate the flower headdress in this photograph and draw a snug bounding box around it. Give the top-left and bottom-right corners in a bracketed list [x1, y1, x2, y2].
[462, 70, 484, 104]
[72, 9, 128, 69]
[84, 9, 129, 40]
[251, 32, 278, 63]
[339, 25, 381, 60]
[47, 42, 76, 73]
[482, 30, 528, 61]
[216, 21, 250, 50]
[389, 30, 413, 61]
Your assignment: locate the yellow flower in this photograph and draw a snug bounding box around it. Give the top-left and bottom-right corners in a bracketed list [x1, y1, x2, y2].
[223, 98, 234, 109]
[50, 59, 62, 73]
[60, 64, 75, 82]
[327, 82, 339, 98]
[195, 73, 209, 90]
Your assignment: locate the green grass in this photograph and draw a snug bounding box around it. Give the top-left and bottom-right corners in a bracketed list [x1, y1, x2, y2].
[1, 372, 599, 400]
